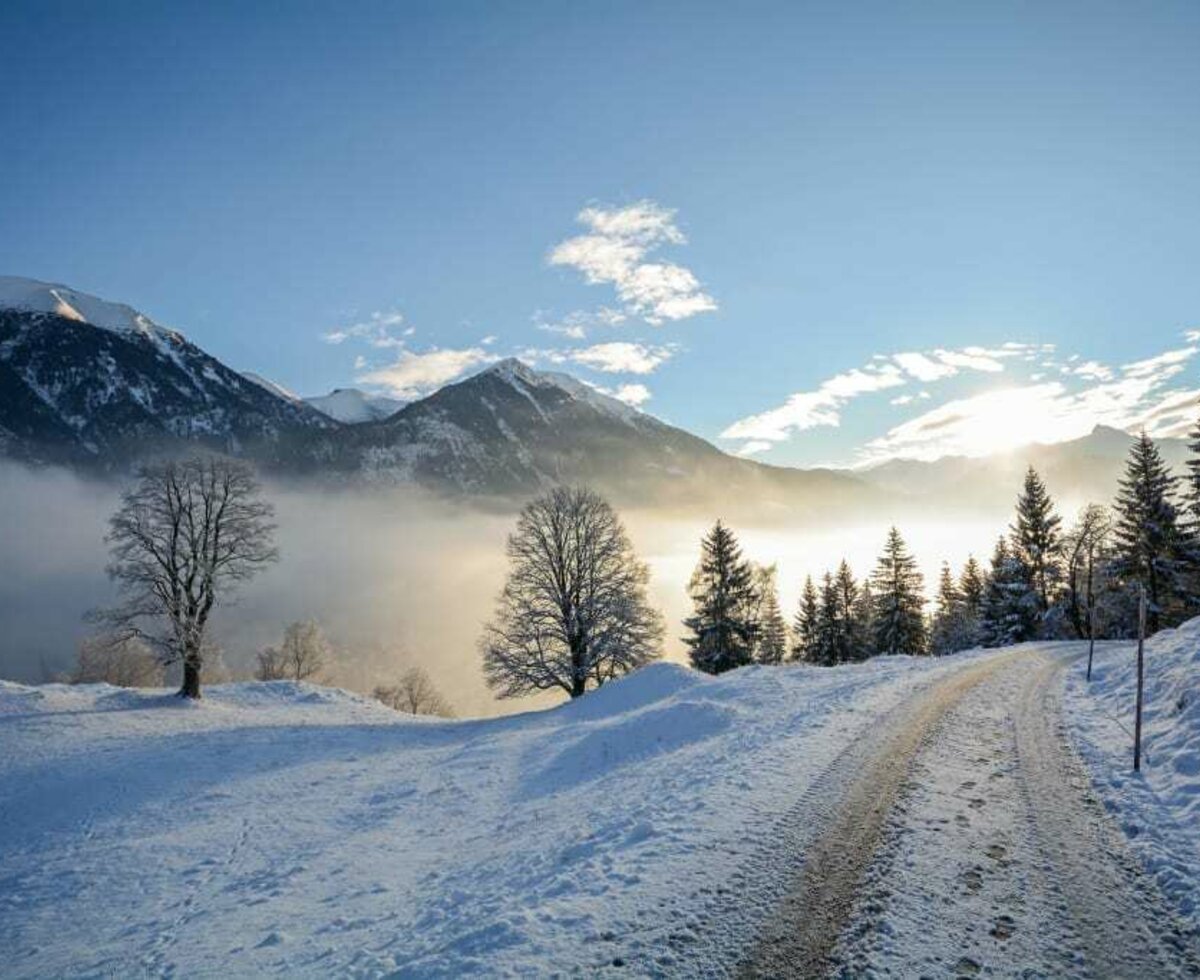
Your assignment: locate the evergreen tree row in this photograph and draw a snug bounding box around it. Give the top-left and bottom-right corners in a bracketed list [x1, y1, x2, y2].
[683, 420, 1200, 675]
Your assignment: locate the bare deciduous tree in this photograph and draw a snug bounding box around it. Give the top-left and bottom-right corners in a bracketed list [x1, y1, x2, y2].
[481, 486, 663, 699]
[93, 455, 277, 699]
[72, 634, 165, 688]
[373, 666, 454, 717]
[256, 619, 330, 682]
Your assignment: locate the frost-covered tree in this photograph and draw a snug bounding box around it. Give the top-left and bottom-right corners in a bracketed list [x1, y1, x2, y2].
[481, 487, 663, 698]
[93, 456, 277, 699]
[1109, 433, 1194, 633]
[792, 576, 819, 662]
[980, 535, 1038, 647]
[683, 520, 760, 674]
[959, 556, 985, 619]
[929, 562, 969, 655]
[870, 527, 926, 656]
[1011, 466, 1063, 621]
[1188, 415, 1200, 535]
[72, 634, 164, 688]
[374, 666, 454, 717]
[256, 619, 330, 682]
[1063, 505, 1114, 640]
[752, 564, 789, 665]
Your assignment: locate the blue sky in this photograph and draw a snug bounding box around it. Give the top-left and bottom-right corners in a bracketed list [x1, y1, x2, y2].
[2, 1, 1198, 465]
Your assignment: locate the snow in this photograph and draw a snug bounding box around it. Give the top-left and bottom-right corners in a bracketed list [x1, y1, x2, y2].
[0, 276, 179, 342]
[1065, 619, 1200, 927]
[243, 371, 302, 404]
[304, 387, 403, 423]
[484, 357, 643, 426]
[0, 652, 1002, 977]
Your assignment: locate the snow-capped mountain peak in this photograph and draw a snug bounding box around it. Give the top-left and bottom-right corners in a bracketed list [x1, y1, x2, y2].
[482, 357, 640, 424]
[304, 388, 403, 424]
[0, 276, 179, 342]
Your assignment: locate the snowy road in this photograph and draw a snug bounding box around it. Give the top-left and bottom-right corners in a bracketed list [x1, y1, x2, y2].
[743, 645, 1200, 978]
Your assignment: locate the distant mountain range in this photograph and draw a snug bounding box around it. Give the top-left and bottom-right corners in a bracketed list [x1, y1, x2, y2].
[0, 277, 1191, 518]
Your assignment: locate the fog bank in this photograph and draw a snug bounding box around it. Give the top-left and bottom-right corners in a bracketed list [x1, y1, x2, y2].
[0, 463, 1018, 717]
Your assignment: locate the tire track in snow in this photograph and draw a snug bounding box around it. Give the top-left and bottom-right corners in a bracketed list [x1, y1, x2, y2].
[737, 651, 1018, 978]
[1011, 651, 1200, 978]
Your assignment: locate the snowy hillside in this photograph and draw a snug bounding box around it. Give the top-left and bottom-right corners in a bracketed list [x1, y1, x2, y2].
[0, 281, 334, 468]
[0, 276, 179, 342]
[304, 387, 403, 423]
[1065, 619, 1200, 927]
[0, 653, 997, 977]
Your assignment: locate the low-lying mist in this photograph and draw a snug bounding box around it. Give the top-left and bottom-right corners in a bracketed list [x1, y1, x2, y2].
[0, 462, 1019, 717]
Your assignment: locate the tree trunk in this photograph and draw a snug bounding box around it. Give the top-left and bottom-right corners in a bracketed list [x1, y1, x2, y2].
[179, 657, 201, 699]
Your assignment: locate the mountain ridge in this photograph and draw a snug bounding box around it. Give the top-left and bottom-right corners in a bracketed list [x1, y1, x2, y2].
[0, 277, 1190, 517]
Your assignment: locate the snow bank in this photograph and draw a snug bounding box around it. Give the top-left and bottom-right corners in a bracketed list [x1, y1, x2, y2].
[1065, 618, 1200, 925]
[0, 653, 998, 977]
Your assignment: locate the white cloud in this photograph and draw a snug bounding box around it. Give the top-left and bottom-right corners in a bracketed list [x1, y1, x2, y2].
[721, 343, 1031, 446]
[720, 364, 905, 442]
[322, 310, 410, 349]
[357, 347, 495, 400]
[859, 346, 1200, 463]
[535, 307, 627, 340]
[736, 440, 775, 456]
[894, 352, 956, 382]
[1121, 346, 1197, 379]
[480, 335, 498, 346]
[612, 383, 651, 407]
[1072, 360, 1113, 381]
[548, 201, 717, 325]
[566, 342, 674, 375]
[721, 335, 1197, 463]
[521, 342, 677, 376]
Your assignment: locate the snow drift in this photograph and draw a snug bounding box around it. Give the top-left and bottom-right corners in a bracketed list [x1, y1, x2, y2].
[1065, 618, 1200, 927]
[0, 653, 994, 977]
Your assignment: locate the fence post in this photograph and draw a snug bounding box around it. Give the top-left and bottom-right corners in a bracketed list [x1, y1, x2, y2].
[1134, 584, 1146, 772]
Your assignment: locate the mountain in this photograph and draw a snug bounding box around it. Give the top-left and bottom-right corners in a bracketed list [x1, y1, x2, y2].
[857, 424, 1192, 511]
[0, 277, 335, 469]
[310, 358, 880, 516]
[2, 277, 1188, 521]
[304, 388, 403, 424]
[0, 278, 875, 516]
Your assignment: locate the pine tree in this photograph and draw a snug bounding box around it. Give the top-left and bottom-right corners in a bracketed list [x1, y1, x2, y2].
[980, 535, 1038, 647]
[1011, 466, 1063, 622]
[870, 527, 926, 656]
[930, 562, 966, 655]
[1188, 415, 1200, 534]
[852, 578, 876, 660]
[959, 555, 985, 619]
[1109, 433, 1193, 633]
[814, 571, 841, 666]
[752, 564, 789, 664]
[956, 556, 985, 651]
[683, 521, 760, 674]
[792, 576, 820, 662]
[831, 560, 870, 662]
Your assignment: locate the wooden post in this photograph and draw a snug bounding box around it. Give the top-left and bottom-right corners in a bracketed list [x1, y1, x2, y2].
[1085, 543, 1096, 682]
[1086, 606, 1096, 682]
[1134, 584, 1146, 772]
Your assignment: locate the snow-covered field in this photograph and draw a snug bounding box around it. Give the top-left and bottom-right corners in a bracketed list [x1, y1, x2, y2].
[4, 630, 1196, 979]
[1065, 619, 1200, 929]
[1, 653, 996, 978]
